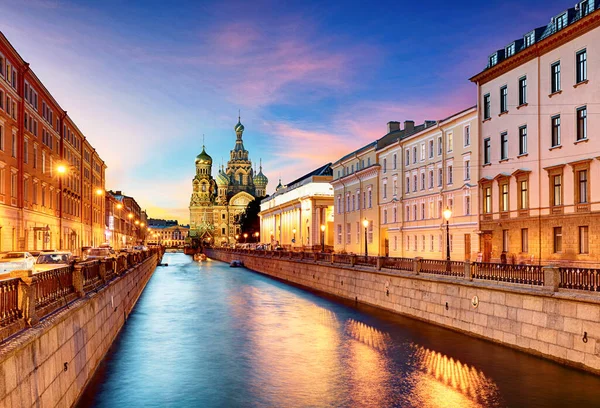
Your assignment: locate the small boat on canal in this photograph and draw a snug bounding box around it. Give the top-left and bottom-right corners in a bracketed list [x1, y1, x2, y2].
[230, 260, 244, 267]
[193, 253, 207, 262]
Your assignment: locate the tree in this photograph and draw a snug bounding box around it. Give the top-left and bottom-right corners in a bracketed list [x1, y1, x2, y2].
[237, 196, 266, 239]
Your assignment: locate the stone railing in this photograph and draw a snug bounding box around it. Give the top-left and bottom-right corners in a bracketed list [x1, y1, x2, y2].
[0, 247, 164, 343]
[212, 248, 600, 294]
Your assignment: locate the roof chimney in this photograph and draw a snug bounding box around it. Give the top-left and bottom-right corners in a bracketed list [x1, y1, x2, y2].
[404, 120, 415, 133]
[425, 120, 437, 127]
[387, 121, 400, 133]
[115, 191, 122, 195]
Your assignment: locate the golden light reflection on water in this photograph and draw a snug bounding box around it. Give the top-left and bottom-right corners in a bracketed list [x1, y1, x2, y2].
[241, 288, 344, 407]
[345, 319, 393, 407]
[408, 345, 501, 408]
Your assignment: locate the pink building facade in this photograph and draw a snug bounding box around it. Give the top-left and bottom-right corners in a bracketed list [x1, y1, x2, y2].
[471, 2, 600, 266]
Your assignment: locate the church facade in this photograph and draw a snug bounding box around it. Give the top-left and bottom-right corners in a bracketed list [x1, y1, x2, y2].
[189, 118, 268, 245]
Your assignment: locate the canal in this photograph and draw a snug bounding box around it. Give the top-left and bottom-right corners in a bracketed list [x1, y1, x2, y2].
[78, 253, 600, 408]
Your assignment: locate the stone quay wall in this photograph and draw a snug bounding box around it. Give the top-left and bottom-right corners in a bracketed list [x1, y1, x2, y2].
[0, 254, 159, 408]
[206, 248, 600, 375]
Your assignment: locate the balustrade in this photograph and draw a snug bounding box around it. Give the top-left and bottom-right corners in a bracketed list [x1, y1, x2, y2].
[1, 279, 21, 327]
[559, 267, 600, 291]
[34, 267, 75, 309]
[472, 262, 543, 285]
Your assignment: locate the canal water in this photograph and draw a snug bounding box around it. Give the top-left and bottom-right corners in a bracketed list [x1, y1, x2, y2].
[78, 253, 600, 408]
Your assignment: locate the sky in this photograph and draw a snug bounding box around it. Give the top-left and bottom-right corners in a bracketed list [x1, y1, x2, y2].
[0, 0, 572, 223]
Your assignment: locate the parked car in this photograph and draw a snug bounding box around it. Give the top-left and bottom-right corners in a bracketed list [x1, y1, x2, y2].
[133, 245, 149, 252]
[85, 248, 116, 261]
[35, 252, 74, 272]
[0, 252, 36, 273]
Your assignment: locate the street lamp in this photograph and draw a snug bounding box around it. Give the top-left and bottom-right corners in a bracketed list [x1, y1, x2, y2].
[116, 203, 123, 210]
[254, 231, 259, 242]
[56, 163, 68, 250]
[362, 218, 369, 259]
[243, 233, 248, 243]
[320, 224, 326, 252]
[292, 228, 296, 245]
[96, 188, 104, 196]
[443, 207, 452, 271]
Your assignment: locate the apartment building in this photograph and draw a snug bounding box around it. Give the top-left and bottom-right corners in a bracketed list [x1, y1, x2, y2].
[259, 163, 334, 250]
[0, 32, 106, 254]
[385, 107, 479, 261]
[471, 1, 600, 265]
[331, 121, 430, 255]
[108, 190, 146, 248]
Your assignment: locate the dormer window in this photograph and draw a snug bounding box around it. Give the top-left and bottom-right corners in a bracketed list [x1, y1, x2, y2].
[489, 53, 498, 67]
[580, 0, 590, 16]
[506, 43, 516, 57]
[555, 13, 567, 30]
[524, 32, 535, 47]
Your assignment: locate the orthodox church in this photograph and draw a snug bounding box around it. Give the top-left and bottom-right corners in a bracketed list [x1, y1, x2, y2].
[189, 117, 268, 244]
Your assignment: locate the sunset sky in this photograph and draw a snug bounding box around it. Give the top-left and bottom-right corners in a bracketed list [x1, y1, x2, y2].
[0, 0, 571, 223]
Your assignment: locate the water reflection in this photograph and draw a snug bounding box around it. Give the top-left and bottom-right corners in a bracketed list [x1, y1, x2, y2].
[408, 345, 501, 408]
[78, 253, 600, 408]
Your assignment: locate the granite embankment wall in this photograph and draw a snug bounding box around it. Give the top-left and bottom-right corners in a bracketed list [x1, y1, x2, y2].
[0, 254, 159, 408]
[207, 249, 600, 374]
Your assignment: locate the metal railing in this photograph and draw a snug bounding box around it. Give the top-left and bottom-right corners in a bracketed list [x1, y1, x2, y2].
[472, 262, 544, 286]
[1, 279, 21, 327]
[0, 246, 164, 343]
[420, 259, 464, 277]
[354, 256, 378, 267]
[333, 254, 352, 265]
[381, 257, 413, 271]
[35, 267, 75, 309]
[559, 267, 600, 291]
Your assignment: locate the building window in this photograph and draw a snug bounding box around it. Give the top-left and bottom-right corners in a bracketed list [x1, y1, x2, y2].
[551, 116, 561, 147]
[393, 154, 397, 170]
[502, 230, 509, 252]
[368, 189, 372, 208]
[465, 196, 471, 215]
[519, 126, 527, 155]
[413, 147, 417, 164]
[519, 76, 527, 105]
[576, 49, 587, 84]
[383, 158, 387, 173]
[519, 180, 528, 209]
[413, 205, 417, 220]
[500, 132, 508, 160]
[447, 132, 453, 152]
[553, 174, 562, 206]
[346, 223, 351, 244]
[579, 226, 589, 254]
[438, 168, 443, 187]
[464, 125, 470, 147]
[577, 106, 587, 141]
[405, 149, 410, 166]
[447, 165, 453, 184]
[581, 0, 591, 15]
[413, 175, 417, 192]
[393, 179, 397, 196]
[337, 224, 342, 245]
[577, 170, 588, 204]
[500, 182, 509, 212]
[483, 94, 491, 120]
[437, 136, 442, 156]
[429, 140, 434, 158]
[521, 229, 529, 253]
[368, 221, 373, 244]
[551, 62, 561, 93]
[393, 206, 397, 222]
[484, 186, 492, 213]
[421, 173, 425, 190]
[429, 170, 434, 188]
[484, 138, 491, 164]
[500, 86, 508, 113]
[383, 183, 387, 199]
[406, 177, 410, 193]
[553, 227, 562, 253]
[555, 12, 567, 30]
[464, 160, 470, 180]
[421, 203, 425, 219]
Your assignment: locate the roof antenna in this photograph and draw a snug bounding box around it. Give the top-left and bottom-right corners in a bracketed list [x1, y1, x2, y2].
[202, 134, 205, 148]
[238, 109, 241, 122]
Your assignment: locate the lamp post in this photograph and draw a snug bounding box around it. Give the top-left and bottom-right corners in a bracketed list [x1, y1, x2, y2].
[320, 224, 326, 253]
[362, 218, 369, 260]
[443, 207, 452, 272]
[243, 233, 248, 243]
[254, 231, 259, 243]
